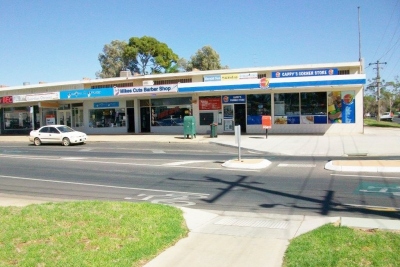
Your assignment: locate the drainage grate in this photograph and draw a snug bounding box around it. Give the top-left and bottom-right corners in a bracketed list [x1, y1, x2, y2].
[214, 217, 288, 229]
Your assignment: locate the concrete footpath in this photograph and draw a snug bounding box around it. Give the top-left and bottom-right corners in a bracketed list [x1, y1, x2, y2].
[0, 126, 400, 266]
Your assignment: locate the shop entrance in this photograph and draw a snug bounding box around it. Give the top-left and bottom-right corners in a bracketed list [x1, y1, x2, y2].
[57, 110, 71, 127]
[234, 104, 246, 133]
[140, 107, 151, 133]
[127, 108, 135, 133]
[222, 103, 246, 133]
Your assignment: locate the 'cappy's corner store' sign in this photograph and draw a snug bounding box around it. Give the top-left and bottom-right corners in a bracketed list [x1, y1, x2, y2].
[272, 68, 338, 78]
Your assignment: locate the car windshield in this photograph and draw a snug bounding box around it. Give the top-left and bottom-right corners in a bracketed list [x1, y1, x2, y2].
[56, 126, 75, 133]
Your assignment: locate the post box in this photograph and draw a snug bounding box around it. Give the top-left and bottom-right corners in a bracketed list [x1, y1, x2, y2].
[262, 116, 272, 138]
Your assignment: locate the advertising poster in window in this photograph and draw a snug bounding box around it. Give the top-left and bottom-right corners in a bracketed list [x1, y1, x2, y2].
[328, 91, 355, 123]
[46, 115, 56, 125]
[341, 91, 355, 123]
[199, 97, 221, 110]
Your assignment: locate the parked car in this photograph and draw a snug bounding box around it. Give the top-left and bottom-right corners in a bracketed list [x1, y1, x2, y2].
[29, 125, 87, 146]
[380, 112, 393, 122]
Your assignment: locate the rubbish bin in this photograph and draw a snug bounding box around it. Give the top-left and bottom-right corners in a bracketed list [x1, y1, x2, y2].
[184, 116, 196, 139]
[210, 123, 218, 138]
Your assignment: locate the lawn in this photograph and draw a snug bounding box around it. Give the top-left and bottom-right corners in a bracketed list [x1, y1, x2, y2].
[283, 223, 400, 267]
[0, 201, 187, 267]
[364, 118, 400, 128]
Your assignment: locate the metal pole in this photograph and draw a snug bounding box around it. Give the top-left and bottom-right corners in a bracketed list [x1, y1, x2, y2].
[266, 129, 268, 139]
[235, 125, 241, 161]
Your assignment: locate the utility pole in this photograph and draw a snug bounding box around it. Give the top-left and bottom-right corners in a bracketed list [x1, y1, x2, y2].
[369, 60, 387, 121]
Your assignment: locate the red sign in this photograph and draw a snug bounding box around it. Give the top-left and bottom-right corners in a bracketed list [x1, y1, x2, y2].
[0, 96, 13, 104]
[260, 77, 270, 89]
[262, 116, 272, 129]
[199, 97, 222, 110]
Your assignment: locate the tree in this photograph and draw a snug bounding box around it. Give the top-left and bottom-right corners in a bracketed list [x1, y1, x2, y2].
[185, 45, 228, 71]
[123, 36, 179, 75]
[96, 40, 128, 78]
[365, 75, 400, 115]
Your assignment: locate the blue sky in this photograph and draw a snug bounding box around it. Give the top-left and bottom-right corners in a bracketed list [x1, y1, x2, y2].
[1, 0, 399, 87]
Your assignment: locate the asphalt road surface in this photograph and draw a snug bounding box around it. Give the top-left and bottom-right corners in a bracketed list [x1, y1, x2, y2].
[1, 142, 399, 219]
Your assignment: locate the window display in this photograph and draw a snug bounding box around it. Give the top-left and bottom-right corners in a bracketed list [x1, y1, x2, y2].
[300, 92, 327, 124]
[89, 108, 126, 127]
[151, 97, 191, 126]
[3, 107, 32, 130]
[274, 93, 300, 124]
[247, 94, 271, 125]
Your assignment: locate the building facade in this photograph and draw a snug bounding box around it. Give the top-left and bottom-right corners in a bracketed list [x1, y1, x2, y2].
[0, 61, 366, 136]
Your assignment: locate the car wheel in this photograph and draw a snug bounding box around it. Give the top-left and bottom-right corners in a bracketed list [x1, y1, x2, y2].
[34, 138, 42, 146]
[62, 138, 71, 146]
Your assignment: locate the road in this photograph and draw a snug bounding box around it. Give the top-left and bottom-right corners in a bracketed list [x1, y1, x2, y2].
[0, 142, 399, 219]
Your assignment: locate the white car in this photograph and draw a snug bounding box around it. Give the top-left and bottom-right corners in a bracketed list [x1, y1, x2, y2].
[380, 112, 393, 122]
[29, 125, 87, 146]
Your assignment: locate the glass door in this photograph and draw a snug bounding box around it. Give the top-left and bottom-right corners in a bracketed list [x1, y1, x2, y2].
[57, 110, 71, 127]
[72, 107, 83, 128]
[223, 104, 234, 132]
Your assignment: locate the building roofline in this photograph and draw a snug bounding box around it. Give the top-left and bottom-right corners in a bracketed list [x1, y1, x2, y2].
[1, 61, 362, 91]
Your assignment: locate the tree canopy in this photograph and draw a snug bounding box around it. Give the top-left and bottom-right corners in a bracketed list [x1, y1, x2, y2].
[185, 45, 227, 71]
[123, 36, 179, 75]
[96, 40, 128, 78]
[96, 38, 227, 77]
[364, 75, 400, 115]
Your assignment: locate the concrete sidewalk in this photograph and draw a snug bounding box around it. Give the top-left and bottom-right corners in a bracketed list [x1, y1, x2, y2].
[1, 126, 400, 266]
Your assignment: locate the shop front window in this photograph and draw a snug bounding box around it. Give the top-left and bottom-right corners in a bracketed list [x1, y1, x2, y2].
[3, 107, 32, 130]
[274, 93, 300, 124]
[151, 97, 191, 126]
[300, 92, 327, 124]
[89, 108, 126, 127]
[247, 94, 271, 125]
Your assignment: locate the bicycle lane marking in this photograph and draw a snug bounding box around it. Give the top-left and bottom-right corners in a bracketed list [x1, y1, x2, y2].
[125, 193, 209, 207]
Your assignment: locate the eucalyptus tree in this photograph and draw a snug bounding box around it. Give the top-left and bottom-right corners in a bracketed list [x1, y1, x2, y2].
[123, 36, 179, 75]
[96, 40, 128, 78]
[186, 45, 228, 71]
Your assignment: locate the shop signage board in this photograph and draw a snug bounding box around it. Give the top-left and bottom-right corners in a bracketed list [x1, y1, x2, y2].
[0, 96, 13, 104]
[60, 88, 114, 100]
[272, 68, 338, 78]
[114, 85, 178, 96]
[222, 95, 246, 104]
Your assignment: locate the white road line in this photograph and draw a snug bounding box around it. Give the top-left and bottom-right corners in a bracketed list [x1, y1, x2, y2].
[331, 173, 400, 179]
[152, 150, 166, 154]
[163, 160, 209, 166]
[0, 154, 259, 172]
[0, 174, 210, 196]
[278, 163, 316, 168]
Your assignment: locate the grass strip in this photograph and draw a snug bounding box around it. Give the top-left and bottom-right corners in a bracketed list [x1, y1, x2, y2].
[364, 118, 400, 128]
[283, 223, 400, 267]
[0, 201, 188, 267]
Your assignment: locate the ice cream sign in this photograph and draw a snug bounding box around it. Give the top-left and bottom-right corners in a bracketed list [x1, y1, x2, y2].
[272, 69, 338, 78]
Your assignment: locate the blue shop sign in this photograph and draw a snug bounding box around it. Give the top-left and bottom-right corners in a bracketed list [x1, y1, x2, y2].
[272, 69, 338, 78]
[204, 75, 221, 82]
[94, 102, 119, 108]
[222, 95, 246, 104]
[60, 88, 114, 99]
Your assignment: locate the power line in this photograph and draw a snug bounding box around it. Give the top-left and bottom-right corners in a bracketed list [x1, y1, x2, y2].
[371, 0, 400, 60]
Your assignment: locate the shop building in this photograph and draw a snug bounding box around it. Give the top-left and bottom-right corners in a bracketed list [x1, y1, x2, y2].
[0, 61, 366, 136]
